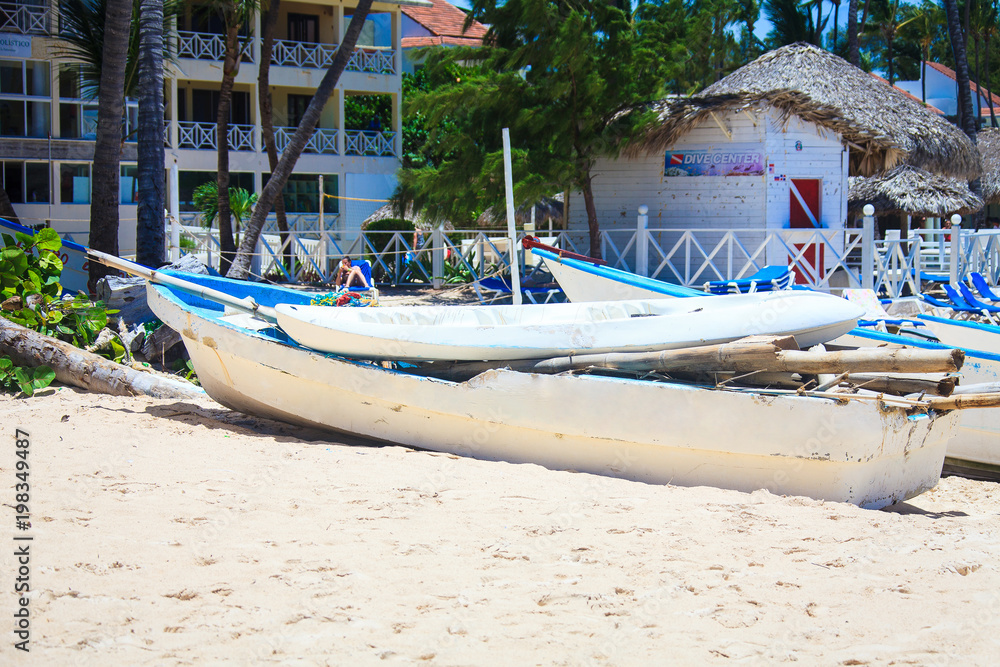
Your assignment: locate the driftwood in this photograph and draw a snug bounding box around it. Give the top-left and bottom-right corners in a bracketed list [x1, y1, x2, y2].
[926, 393, 1000, 411]
[0, 316, 202, 399]
[851, 374, 957, 397]
[417, 335, 964, 381]
[140, 324, 183, 364]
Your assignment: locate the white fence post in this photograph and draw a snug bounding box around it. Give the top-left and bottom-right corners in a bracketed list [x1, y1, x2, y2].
[950, 214, 962, 286]
[636, 205, 649, 277]
[861, 204, 874, 291]
[432, 225, 444, 289]
[169, 163, 180, 261]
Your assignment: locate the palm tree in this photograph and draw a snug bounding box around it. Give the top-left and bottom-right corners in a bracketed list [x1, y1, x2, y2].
[136, 0, 165, 268]
[861, 0, 917, 85]
[198, 0, 257, 274]
[88, 0, 132, 291]
[192, 181, 258, 235]
[944, 0, 976, 138]
[848, 0, 859, 65]
[257, 0, 291, 270]
[228, 0, 375, 279]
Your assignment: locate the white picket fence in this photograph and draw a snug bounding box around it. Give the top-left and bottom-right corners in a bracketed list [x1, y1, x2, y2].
[134, 212, 1000, 295]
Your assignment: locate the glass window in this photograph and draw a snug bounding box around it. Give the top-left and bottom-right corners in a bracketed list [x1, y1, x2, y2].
[59, 66, 81, 98]
[0, 100, 25, 137]
[60, 163, 90, 204]
[178, 171, 255, 212]
[3, 161, 24, 203]
[0, 60, 23, 95]
[25, 163, 48, 203]
[24, 61, 49, 97]
[266, 173, 338, 214]
[120, 165, 138, 204]
[25, 101, 48, 138]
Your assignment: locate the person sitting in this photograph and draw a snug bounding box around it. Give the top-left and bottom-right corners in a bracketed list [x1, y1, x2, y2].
[333, 256, 369, 289]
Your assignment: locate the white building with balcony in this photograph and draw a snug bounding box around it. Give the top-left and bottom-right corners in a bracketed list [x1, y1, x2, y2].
[0, 0, 421, 255]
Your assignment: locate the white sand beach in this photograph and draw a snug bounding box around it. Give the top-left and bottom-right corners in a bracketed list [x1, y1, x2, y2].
[2, 386, 1000, 665]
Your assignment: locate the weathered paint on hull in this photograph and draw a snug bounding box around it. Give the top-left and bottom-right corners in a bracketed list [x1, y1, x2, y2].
[150, 285, 957, 510]
[841, 330, 1000, 470]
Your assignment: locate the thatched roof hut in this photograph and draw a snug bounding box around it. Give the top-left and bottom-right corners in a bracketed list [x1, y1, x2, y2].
[847, 165, 983, 216]
[980, 128, 1000, 205]
[630, 43, 980, 180]
[476, 194, 565, 228]
[360, 203, 454, 231]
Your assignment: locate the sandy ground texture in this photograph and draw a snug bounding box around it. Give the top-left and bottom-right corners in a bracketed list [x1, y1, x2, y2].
[2, 387, 999, 666]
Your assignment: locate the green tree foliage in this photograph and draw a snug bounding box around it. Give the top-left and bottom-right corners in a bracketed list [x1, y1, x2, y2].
[396, 0, 677, 258]
[192, 181, 258, 235]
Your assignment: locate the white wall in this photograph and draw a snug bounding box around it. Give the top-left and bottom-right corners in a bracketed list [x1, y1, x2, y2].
[567, 107, 847, 280]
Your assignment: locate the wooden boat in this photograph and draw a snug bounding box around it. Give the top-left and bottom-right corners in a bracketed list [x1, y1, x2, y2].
[144, 272, 961, 509]
[274, 291, 864, 361]
[520, 239, 1000, 479]
[842, 327, 1000, 479]
[524, 240, 703, 301]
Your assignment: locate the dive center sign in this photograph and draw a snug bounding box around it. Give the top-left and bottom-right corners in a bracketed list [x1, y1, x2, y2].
[664, 146, 765, 177]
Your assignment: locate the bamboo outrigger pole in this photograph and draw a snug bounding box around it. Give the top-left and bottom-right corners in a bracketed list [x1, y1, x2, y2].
[87, 248, 278, 323]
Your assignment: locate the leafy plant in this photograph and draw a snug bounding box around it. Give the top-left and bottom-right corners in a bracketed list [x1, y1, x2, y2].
[192, 181, 259, 235]
[1, 227, 125, 393]
[0, 356, 55, 397]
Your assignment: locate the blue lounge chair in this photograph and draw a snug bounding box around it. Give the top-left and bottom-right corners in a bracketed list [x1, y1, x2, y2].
[957, 283, 1000, 315]
[475, 275, 566, 304]
[704, 265, 792, 295]
[912, 269, 950, 283]
[920, 290, 984, 316]
[969, 272, 1000, 303]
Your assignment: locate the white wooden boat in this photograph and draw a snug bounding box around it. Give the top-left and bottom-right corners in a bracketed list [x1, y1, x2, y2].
[144, 272, 959, 509]
[526, 243, 703, 302]
[274, 291, 864, 361]
[841, 327, 1000, 479]
[521, 240, 1000, 479]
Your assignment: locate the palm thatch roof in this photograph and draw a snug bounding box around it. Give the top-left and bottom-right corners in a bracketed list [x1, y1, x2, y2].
[847, 165, 983, 216]
[476, 194, 565, 228]
[979, 128, 1000, 205]
[629, 43, 980, 180]
[360, 203, 454, 231]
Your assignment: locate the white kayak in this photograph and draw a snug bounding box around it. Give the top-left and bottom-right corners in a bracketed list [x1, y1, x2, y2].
[275, 291, 864, 361]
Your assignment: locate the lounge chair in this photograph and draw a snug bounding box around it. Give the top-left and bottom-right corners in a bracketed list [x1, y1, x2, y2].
[924, 285, 999, 324]
[912, 269, 950, 283]
[704, 265, 792, 295]
[920, 291, 984, 317]
[474, 275, 566, 305]
[969, 272, 1000, 303]
[957, 283, 1000, 315]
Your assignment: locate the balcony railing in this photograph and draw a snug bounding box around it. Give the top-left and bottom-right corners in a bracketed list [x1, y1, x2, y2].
[272, 39, 338, 69]
[0, 2, 49, 35]
[270, 39, 395, 75]
[177, 30, 253, 63]
[177, 121, 255, 151]
[344, 130, 395, 157]
[347, 47, 395, 75]
[274, 126, 338, 154]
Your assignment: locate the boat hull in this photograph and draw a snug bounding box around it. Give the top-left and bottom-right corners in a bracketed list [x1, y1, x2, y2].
[842, 329, 1000, 474]
[275, 291, 863, 361]
[149, 282, 957, 509]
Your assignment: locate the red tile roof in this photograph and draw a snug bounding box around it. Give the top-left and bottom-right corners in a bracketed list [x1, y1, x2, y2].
[402, 0, 487, 42]
[925, 61, 1000, 109]
[869, 72, 945, 115]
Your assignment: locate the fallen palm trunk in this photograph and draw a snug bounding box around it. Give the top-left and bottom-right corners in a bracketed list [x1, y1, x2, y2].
[925, 393, 1000, 411]
[850, 374, 957, 397]
[416, 336, 964, 381]
[0, 316, 202, 399]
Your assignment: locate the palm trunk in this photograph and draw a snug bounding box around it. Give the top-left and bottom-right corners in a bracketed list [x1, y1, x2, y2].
[216, 20, 242, 275]
[258, 0, 291, 272]
[89, 0, 132, 292]
[943, 0, 983, 227]
[833, 1, 840, 49]
[921, 52, 927, 104]
[974, 34, 982, 124]
[887, 34, 894, 85]
[228, 0, 374, 280]
[988, 32, 998, 128]
[848, 0, 859, 66]
[136, 0, 165, 268]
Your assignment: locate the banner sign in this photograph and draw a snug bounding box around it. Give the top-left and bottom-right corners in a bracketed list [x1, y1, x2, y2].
[664, 147, 765, 177]
[0, 35, 31, 59]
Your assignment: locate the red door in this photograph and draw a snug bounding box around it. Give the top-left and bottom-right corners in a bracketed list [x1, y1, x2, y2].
[789, 178, 823, 285]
